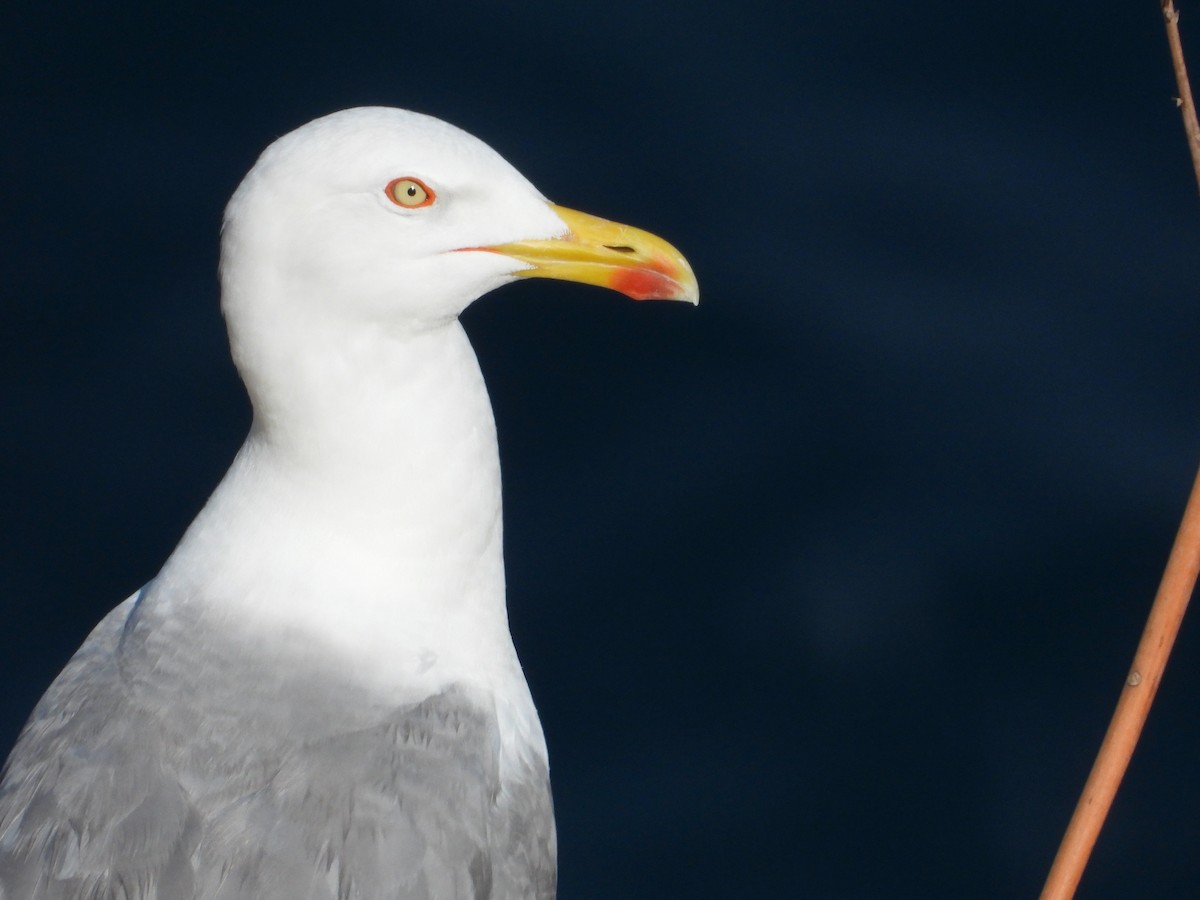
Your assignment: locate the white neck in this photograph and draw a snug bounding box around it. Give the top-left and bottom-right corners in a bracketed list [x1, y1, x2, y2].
[156, 320, 520, 703]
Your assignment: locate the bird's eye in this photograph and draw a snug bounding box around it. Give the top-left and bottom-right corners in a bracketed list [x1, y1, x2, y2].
[385, 177, 435, 209]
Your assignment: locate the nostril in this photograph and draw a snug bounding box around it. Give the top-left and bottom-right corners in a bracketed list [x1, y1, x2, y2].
[604, 245, 636, 253]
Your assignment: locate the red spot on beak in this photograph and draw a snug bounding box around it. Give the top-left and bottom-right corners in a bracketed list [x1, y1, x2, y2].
[610, 255, 682, 301]
[610, 268, 673, 301]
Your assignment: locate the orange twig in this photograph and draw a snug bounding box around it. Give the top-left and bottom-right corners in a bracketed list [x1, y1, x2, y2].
[1040, 468, 1200, 898]
[1040, 7, 1200, 896]
[1164, 0, 1200, 193]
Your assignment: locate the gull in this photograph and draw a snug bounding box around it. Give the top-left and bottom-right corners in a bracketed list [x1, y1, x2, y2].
[0, 107, 696, 900]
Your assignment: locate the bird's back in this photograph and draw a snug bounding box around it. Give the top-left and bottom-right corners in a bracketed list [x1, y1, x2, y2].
[0, 589, 556, 900]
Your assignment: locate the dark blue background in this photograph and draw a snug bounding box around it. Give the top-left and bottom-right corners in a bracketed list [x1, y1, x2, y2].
[5, 1, 1200, 896]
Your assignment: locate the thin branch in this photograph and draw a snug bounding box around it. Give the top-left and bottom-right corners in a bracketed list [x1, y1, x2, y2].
[1040, 7, 1200, 896]
[1164, 0, 1200, 192]
[1040, 467, 1200, 899]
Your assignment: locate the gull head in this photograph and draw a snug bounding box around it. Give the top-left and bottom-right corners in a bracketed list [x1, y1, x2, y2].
[216, 107, 696, 434]
[220, 107, 696, 333]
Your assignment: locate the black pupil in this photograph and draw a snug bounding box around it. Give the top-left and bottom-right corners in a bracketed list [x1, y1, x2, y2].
[406, 185, 418, 196]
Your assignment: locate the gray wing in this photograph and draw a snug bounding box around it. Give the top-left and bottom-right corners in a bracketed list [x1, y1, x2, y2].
[0, 590, 556, 900]
[0, 594, 201, 899]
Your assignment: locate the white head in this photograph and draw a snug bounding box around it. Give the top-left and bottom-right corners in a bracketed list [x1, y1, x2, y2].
[217, 107, 697, 432]
[221, 108, 571, 330]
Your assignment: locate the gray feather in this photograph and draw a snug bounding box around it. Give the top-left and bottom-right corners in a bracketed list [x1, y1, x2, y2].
[0, 588, 555, 900]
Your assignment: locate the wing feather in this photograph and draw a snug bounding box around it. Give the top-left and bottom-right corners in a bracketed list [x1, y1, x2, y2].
[0, 593, 555, 900]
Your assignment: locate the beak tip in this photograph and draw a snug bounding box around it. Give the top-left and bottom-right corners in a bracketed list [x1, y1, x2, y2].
[679, 273, 700, 306]
[672, 263, 700, 306]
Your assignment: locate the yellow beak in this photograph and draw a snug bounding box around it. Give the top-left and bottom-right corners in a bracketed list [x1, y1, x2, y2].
[484, 204, 699, 305]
